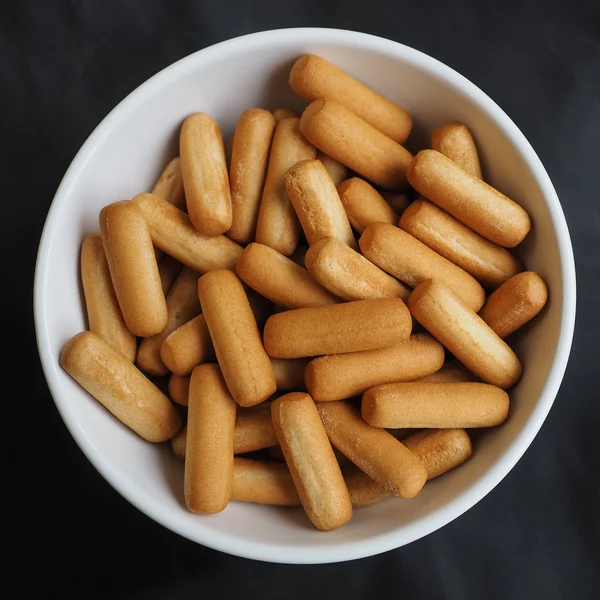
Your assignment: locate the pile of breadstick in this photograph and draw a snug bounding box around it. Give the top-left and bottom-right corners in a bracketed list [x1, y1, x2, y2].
[61, 54, 548, 531]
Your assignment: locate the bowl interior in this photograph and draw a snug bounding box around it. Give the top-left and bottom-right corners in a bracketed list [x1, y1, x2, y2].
[35, 29, 574, 563]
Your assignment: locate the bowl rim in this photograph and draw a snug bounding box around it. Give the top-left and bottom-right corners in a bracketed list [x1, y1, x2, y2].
[34, 27, 576, 564]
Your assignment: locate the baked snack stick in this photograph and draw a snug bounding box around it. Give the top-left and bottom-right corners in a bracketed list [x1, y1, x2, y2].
[317, 151, 347, 185]
[152, 157, 186, 210]
[432, 123, 482, 178]
[417, 360, 476, 383]
[157, 254, 183, 295]
[168, 374, 190, 406]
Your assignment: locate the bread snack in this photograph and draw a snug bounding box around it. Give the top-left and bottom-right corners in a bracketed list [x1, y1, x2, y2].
[168, 374, 190, 406]
[417, 360, 476, 383]
[171, 425, 187, 460]
[152, 156, 186, 210]
[80, 233, 137, 361]
[198, 269, 276, 406]
[290, 54, 412, 143]
[408, 279, 522, 388]
[132, 193, 243, 272]
[236, 243, 339, 308]
[99, 200, 168, 337]
[380, 191, 411, 215]
[479, 272, 548, 338]
[272, 108, 300, 121]
[407, 150, 531, 247]
[271, 393, 353, 530]
[360, 222, 486, 311]
[255, 118, 316, 255]
[300, 99, 412, 191]
[184, 364, 236, 514]
[61, 332, 182, 442]
[263, 298, 412, 358]
[180, 113, 232, 235]
[157, 255, 183, 295]
[431, 123, 482, 178]
[234, 403, 278, 453]
[305, 333, 444, 401]
[317, 151, 348, 185]
[304, 236, 410, 302]
[228, 109, 277, 244]
[271, 358, 309, 392]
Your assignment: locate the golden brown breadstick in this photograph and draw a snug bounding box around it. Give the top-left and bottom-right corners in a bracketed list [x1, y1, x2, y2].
[152, 157, 186, 210]
[273, 108, 299, 121]
[236, 242, 339, 309]
[359, 222, 486, 312]
[228, 109, 277, 244]
[171, 425, 187, 460]
[317, 151, 348, 185]
[137, 268, 201, 375]
[271, 393, 352, 530]
[245, 286, 274, 328]
[345, 428, 472, 506]
[306, 333, 444, 401]
[408, 280, 522, 388]
[290, 55, 412, 143]
[304, 237, 410, 302]
[157, 255, 183, 295]
[285, 159, 357, 249]
[271, 358, 309, 392]
[180, 113, 232, 235]
[60, 332, 182, 442]
[400, 199, 523, 288]
[432, 123, 482, 178]
[168, 374, 190, 406]
[80, 234, 137, 361]
[234, 404, 278, 453]
[255, 118, 316, 256]
[185, 364, 236, 514]
[132, 193, 243, 272]
[337, 178, 398, 234]
[231, 458, 301, 506]
[417, 360, 476, 383]
[362, 382, 509, 428]
[99, 200, 167, 337]
[263, 298, 412, 358]
[198, 270, 276, 406]
[299, 99, 413, 191]
[380, 191, 411, 215]
[160, 314, 214, 376]
[407, 150, 531, 247]
[317, 402, 427, 498]
[480, 272, 548, 338]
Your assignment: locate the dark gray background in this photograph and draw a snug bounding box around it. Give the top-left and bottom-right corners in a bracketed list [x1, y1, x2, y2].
[3, 0, 599, 597]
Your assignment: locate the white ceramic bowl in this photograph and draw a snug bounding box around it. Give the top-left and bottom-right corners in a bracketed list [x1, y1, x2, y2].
[34, 28, 576, 564]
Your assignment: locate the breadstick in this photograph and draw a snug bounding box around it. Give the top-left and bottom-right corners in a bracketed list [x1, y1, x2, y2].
[300, 99, 412, 191]
[480, 272, 548, 338]
[137, 267, 201, 375]
[407, 150, 531, 247]
[132, 193, 243, 272]
[168, 374, 190, 406]
[306, 333, 444, 401]
[236, 242, 339, 308]
[290, 54, 412, 143]
[362, 382, 509, 428]
[245, 286, 274, 328]
[417, 360, 476, 383]
[400, 199, 523, 288]
[171, 425, 187, 460]
[160, 314, 215, 376]
[228, 109, 276, 244]
[60, 332, 182, 442]
[271, 393, 352, 530]
[263, 298, 412, 358]
[99, 200, 167, 337]
[271, 358, 308, 392]
[273, 108, 299, 121]
[157, 255, 183, 295]
[231, 458, 301, 506]
[198, 270, 276, 406]
[359, 222, 486, 312]
[80, 234, 137, 361]
[289, 243, 308, 267]
[408, 279, 522, 388]
[255, 118, 316, 255]
[317, 401, 427, 498]
[234, 404, 278, 453]
[304, 236, 410, 302]
[317, 151, 347, 185]
[180, 113, 232, 235]
[185, 364, 236, 514]
[285, 159, 357, 249]
[337, 178, 398, 234]
[380, 191, 411, 215]
[152, 157, 186, 210]
[345, 429, 472, 506]
[432, 123, 482, 178]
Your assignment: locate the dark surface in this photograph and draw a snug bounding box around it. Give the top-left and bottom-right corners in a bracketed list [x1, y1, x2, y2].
[3, 0, 599, 597]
